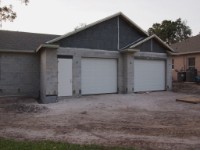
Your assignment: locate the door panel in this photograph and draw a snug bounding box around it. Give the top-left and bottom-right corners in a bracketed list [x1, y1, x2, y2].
[81, 58, 117, 95]
[58, 58, 72, 96]
[134, 59, 165, 92]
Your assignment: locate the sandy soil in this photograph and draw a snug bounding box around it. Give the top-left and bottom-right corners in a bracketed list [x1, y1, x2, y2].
[0, 92, 200, 150]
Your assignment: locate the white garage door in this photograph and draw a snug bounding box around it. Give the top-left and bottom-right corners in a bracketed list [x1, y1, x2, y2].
[134, 59, 165, 92]
[81, 58, 117, 95]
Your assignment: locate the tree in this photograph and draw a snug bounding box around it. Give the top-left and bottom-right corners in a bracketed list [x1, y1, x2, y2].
[148, 18, 192, 45]
[0, 0, 29, 26]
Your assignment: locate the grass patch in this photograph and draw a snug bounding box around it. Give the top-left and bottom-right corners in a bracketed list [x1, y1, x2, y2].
[0, 138, 137, 150]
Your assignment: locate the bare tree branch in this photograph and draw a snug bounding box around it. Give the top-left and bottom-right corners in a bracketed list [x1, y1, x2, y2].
[0, 0, 29, 27]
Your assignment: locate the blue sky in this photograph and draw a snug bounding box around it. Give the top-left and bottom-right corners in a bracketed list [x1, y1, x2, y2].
[1, 0, 200, 35]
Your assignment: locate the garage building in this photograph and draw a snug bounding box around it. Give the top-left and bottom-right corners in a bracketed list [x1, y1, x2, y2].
[0, 12, 173, 103]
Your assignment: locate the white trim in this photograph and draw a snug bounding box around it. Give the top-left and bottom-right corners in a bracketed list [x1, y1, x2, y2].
[47, 12, 148, 44]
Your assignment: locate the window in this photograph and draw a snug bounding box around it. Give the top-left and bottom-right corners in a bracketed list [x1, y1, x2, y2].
[172, 59, 174, 69]
[188, 57, 195, 69]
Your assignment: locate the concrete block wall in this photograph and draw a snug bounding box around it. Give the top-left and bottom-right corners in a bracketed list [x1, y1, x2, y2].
[52, 48, 172, 100]
[0, 52, 39, 97]
[57, 47, 124, 95]
[0, 47, 172, 103]
[123, 53, 134, 93]
[40, 49, 58, 103]
[40, 50, 46, 100]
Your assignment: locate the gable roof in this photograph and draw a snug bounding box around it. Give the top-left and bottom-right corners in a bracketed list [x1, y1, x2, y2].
[128, 34, 174, 52]
[0, 30, 59, 52]
[171, 35, 200, 53]
[47, 12, 149, 44]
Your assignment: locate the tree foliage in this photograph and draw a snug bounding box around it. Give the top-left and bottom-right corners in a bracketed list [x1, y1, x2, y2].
[148, 18, 192, 45]
[0, 0, 29, 26]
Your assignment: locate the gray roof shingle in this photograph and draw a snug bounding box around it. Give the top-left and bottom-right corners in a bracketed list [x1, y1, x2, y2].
[171, 35, 200, 53]
[0, 30, 59, 51]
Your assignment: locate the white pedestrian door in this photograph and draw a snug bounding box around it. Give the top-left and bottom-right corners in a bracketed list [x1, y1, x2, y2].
[58, 58, 72, 96]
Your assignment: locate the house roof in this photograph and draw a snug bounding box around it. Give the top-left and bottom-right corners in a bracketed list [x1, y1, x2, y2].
[0, 30, 59, 52]
[128, 34, 174, 52]
[47, 12, 149, 44]
[171, 35, 200, 53]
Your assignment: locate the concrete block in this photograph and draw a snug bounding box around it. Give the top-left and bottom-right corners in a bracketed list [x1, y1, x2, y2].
[0, 53, 39, 97]
[39, 95, 58, 104]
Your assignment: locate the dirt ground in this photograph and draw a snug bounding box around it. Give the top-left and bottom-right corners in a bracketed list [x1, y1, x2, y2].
[0, 91, 200, 150]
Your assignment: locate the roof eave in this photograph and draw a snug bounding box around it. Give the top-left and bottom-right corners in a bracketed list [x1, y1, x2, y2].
[171, 51, 200, 56]
[0, 49, 35, 53]
[36, 44, 59, 53]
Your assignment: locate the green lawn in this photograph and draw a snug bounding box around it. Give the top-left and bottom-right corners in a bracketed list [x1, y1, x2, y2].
[0, 138, 137, 150]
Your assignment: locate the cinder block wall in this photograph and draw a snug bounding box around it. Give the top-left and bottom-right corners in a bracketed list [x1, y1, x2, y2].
[39, 49, 58, 103]
[122, 53, 134, 93]
[57, 47, 124, 95]
[0, 53, 40, 97]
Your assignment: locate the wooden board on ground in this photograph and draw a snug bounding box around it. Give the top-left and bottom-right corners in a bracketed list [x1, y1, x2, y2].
[176, 96, 200, 104]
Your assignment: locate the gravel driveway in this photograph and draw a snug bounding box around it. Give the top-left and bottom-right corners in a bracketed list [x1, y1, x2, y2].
[0, 91, 200, 150]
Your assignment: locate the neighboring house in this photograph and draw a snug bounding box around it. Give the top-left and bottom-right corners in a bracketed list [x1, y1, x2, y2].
[0, 12, 173, 103]
[171, 35, 200, 81]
